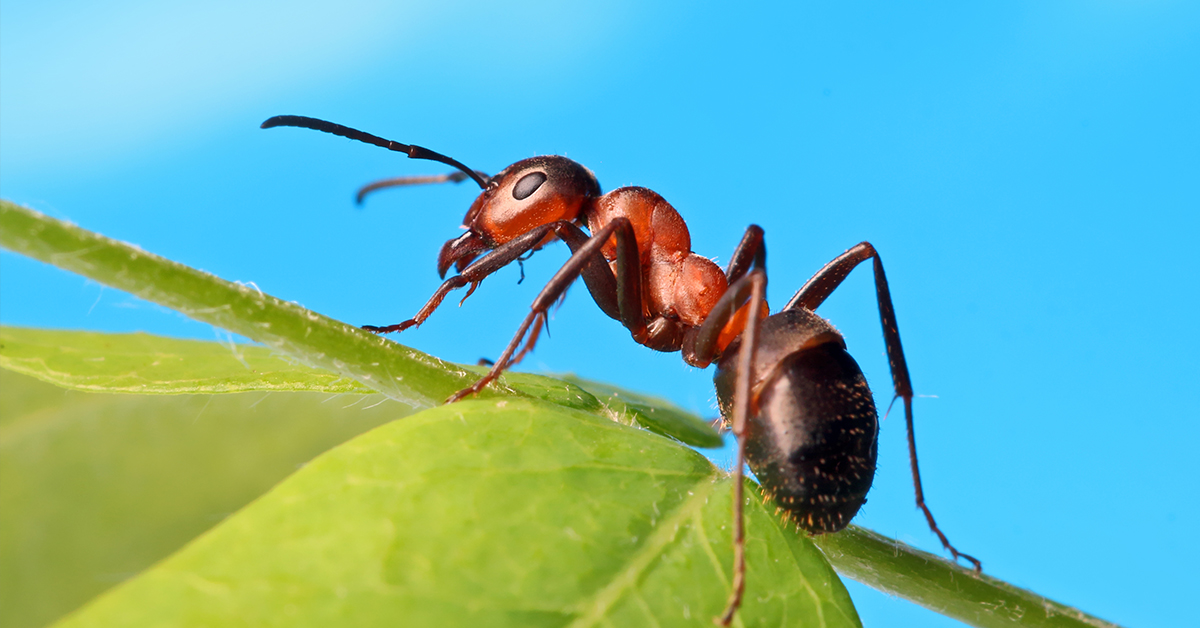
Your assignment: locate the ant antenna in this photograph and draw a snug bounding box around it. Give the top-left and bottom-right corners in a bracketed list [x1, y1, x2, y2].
[261, 115, 489, 190]
[355, 171, 489, 205]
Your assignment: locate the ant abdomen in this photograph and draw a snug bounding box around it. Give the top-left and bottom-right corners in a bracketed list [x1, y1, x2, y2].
[715, 309, 879, 534]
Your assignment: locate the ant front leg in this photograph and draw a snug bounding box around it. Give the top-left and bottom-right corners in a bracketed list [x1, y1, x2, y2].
[445, 217, 647, 403]
[786, 242, 982, 572]
[363, 223, 579, 334]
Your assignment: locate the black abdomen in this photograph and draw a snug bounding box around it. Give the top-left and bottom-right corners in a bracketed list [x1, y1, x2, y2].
[749, 342, 878, 533]
[717, 335, 879, 534]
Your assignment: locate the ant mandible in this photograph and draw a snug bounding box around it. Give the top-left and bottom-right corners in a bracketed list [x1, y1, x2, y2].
[262, 115, 982, 625]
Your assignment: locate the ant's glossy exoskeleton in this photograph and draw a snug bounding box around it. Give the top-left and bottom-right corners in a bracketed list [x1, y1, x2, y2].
[262, 115, 982, 625]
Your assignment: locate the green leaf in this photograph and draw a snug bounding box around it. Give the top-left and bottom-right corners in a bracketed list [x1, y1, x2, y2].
[0, 369, 408, 628]
[51, 398, 858, 628]
[560, 375, 724, 449]
[0, 326, 375, 394]
[0, 325, 721, 448]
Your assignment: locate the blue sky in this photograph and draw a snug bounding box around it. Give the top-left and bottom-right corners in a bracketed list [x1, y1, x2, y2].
[2, 1, 1197, 626]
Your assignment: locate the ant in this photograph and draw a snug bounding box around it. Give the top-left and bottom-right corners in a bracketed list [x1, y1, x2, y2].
[262, 115, 982, 625]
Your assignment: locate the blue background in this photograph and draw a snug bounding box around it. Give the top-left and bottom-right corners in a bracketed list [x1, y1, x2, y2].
[2, 2, 1197, 626]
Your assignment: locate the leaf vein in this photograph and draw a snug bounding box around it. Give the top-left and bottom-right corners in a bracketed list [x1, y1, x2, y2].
[566, 475, 719, 627]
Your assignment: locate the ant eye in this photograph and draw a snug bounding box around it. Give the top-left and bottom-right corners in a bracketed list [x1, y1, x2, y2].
[512, 172, 548, 200]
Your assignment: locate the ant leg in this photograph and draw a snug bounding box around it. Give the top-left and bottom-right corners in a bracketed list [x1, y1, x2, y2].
[684, 266, 767, 368]
[724, 225, 765, 284]
[714, 269, 766, 626]
[552, 226, 622, 321]
[542, 221, 656, 332]
[445, 310, 546, 403]
[787, 242, 982, 572]
[446, 218, 645, 403]
[364, 222, 574, 334]
[367, 220, 625, 335]
[363, 277, 467, 334]
[548, 215, 650, 337]
[504, 310, 544, 369]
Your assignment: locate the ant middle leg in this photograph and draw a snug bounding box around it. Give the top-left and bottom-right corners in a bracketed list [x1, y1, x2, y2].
[786, 242, 981, 572]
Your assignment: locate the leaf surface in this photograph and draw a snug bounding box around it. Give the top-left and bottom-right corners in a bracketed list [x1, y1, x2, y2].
[0, 326, 374, 394]
[0, 369, 407, 628]
[0, 325, 720, 448]
[560, 374, 724, 449]
[54, 399, 859, 628]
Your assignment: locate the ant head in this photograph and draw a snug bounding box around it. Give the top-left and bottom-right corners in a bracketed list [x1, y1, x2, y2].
[259, 116, 601, 278]
[438, 156, 600, 277]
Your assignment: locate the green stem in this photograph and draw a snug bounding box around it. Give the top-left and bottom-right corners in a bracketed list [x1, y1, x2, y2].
[0, 200, 506, 407]
[814, 526, 1122, 628]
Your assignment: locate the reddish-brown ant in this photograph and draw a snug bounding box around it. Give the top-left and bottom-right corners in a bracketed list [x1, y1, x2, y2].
[262, 114, 982, 625]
